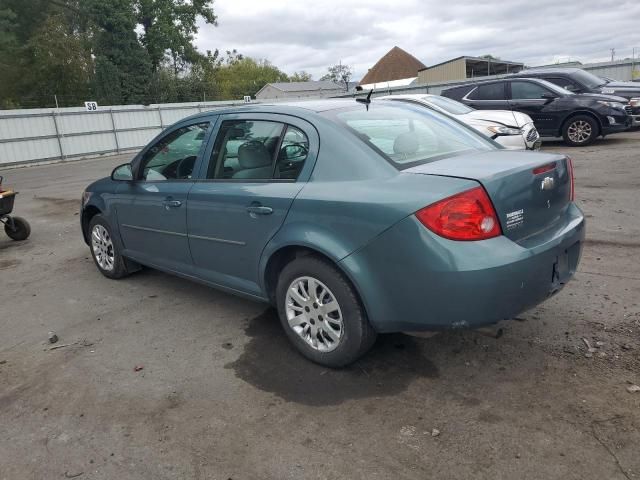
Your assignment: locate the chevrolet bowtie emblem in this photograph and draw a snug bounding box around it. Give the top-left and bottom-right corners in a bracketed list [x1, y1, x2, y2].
[541, 176, 555, 191]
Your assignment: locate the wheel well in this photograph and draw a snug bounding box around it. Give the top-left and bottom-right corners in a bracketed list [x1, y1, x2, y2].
[81, 205, 101, 244]
[263, 246, 341, 305]
[561, 111, 602, 137]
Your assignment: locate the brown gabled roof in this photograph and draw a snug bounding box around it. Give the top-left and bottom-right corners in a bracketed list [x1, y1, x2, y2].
[359, 46, 427, 85]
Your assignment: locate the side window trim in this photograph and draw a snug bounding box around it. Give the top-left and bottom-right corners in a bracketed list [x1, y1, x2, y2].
[135, 120, 213, 182]
[463, 82, 505, 101]
[201, 118, 308, 183]
[195, 112, 320, 184]
[270, 124, 288, 178]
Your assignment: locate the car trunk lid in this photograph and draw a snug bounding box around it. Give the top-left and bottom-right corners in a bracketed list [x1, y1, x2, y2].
[404, 150, 572, 242]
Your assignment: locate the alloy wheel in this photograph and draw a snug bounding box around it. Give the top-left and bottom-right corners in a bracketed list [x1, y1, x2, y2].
[91, 224, 115, 271]
[285, 276, 344, 352]
[567, 120, 592, 144]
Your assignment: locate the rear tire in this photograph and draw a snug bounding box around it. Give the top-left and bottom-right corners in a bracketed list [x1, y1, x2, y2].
[276, 255, 377, 368]
[562, 115, 598, 146]
[89, 215, 129, 279]
[4, 216, 30, 241]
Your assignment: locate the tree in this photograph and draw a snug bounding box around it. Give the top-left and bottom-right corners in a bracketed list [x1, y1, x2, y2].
[0, 8, 19, 107]
[85, 0, 153, 104]
[320, 63, 352, 90]
[214, 57, 288, 100]
[135, 0, 217, 73]
[289, 71, 312, 82]
[24, 13, 92, 107]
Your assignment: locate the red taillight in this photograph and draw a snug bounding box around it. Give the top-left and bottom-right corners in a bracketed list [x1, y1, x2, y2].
[566, 156, 575, 201]
[532, 162, 556, 175]
[415, 187, 502, 241]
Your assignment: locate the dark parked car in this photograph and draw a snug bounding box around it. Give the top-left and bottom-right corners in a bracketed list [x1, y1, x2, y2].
[442, 77, 631, 146]
[81, 100, 584, 367]
[508, 68, 640, 127]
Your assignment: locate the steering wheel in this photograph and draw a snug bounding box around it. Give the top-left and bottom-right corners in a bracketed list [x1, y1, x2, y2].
[176, 155, 197, 179]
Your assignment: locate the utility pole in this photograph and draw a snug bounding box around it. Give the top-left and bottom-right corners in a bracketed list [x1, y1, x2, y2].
[54, 94, 59, 109]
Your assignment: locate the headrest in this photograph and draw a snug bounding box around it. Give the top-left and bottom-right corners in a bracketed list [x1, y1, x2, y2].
[238, 141, 272, 169]
[227, 127, 246, 139]
[393, 132, 419, 156]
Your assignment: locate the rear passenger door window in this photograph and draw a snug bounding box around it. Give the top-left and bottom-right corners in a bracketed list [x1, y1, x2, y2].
[206, 120, 309, 181]
[468, 83, 506, 100]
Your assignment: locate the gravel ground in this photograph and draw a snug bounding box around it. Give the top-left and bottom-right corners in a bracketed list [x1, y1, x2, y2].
[1, 132, 639, 480]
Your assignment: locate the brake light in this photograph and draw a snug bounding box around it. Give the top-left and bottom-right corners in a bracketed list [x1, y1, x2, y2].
[532, 162, 556, 175]
[415, 187, 502, 241]
[566, 156, 575, 201]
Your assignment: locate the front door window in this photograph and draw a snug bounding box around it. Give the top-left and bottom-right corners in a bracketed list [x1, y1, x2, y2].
[139, 123, 209, 181]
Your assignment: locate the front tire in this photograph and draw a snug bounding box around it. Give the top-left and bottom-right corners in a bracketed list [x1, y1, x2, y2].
[562, 115, 598, 146]
[4, 216, 30, 241]
[276, 255, 377, 368]
[89, 215, 129, 279]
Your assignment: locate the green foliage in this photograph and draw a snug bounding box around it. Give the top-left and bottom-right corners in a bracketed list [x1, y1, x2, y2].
[135, 0, 217, 72]
[289, 71, 313, 82]
[0, 0, 311, 108]
[214, 57, 289, 99]
[87, 0, 153, 104]
[24, 13, 93, 105]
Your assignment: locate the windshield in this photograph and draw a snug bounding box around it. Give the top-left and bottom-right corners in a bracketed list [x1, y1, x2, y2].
[326, 103, 497, 169]
[423, 95, 474, 115]
[571, 69, 608, 89]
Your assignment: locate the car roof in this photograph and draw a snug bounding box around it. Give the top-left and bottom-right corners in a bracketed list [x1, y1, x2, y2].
[446, 77, 549, 88]
[514, 67, 582, 76]
[177, 99, 358, 124]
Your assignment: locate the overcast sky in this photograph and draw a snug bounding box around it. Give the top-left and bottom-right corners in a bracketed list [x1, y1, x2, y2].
[195, 0, 640, 80]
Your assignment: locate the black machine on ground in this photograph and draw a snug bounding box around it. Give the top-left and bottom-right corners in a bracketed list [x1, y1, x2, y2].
[0, 176, 31, 241]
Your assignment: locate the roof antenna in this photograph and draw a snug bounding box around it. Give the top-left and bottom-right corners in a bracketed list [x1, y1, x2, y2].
[356, 89, 374, 110]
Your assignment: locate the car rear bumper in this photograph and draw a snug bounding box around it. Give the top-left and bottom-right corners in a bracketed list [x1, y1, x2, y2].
[340, 203, 585, 332]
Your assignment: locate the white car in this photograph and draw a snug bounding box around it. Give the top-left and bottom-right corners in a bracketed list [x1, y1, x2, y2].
[379, 94, 541, 150]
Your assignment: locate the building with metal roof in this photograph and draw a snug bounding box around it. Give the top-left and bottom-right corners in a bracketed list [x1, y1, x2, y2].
[417, 56, 524, 84]
[255, 80, 346, 100]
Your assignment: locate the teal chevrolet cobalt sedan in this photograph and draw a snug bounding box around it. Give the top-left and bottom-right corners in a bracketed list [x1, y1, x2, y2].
[81, 99, 584, 367]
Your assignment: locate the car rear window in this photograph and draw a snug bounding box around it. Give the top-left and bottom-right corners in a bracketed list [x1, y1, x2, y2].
[327, 103, 496, 169]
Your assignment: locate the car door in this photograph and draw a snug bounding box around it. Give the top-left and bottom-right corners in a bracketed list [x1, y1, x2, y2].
[115, 119, 213, 272]
[187, 113, 318, 296]
[462, 81, 510, 110]
[508, 80, 561, 135]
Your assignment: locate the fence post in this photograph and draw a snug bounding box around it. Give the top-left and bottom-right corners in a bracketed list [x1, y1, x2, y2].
[51, 111, 65, 161]
[109, 109, 120, 154]
[157, 106, 164, 128]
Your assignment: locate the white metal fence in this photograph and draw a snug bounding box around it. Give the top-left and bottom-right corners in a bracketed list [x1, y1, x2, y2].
[0, 100, 250, 167]
[1, 59, 637, 168]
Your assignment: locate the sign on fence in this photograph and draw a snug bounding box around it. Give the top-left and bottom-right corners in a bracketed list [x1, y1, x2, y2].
[84, 101, 99, 111]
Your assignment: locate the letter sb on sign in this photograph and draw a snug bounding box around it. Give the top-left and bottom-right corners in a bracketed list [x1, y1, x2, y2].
[84, 101, 99, 111]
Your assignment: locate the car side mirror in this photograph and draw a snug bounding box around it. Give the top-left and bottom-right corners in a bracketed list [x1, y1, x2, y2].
[541, 92, 557, 103]
[111, 163, 133, 181]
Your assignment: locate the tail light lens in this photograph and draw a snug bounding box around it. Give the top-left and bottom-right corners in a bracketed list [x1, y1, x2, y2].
[566, 156, 575, 201]
[415, 186, 502, 241]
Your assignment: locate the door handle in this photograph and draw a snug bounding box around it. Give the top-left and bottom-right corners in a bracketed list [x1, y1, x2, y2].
[163, 199, 182, 209]
[246, 205, 273, 216]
